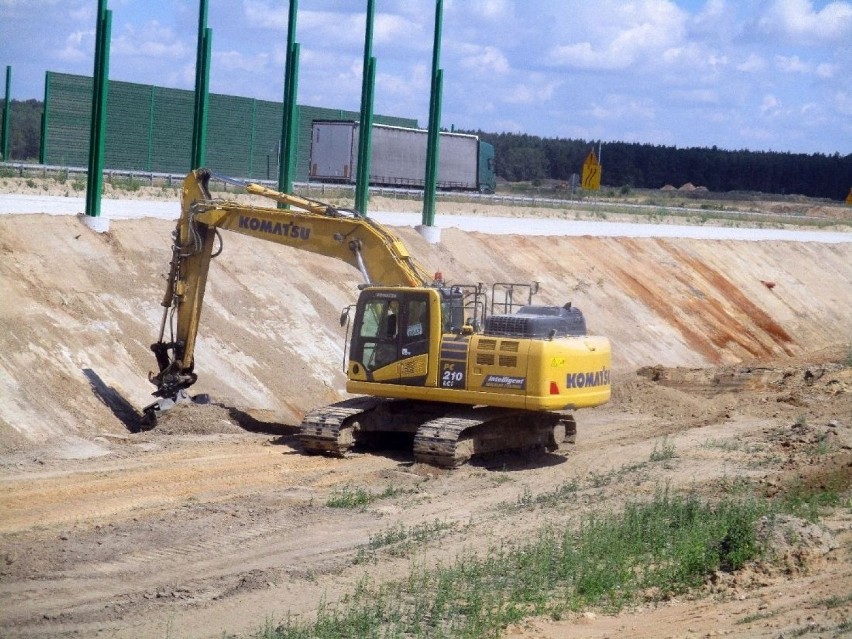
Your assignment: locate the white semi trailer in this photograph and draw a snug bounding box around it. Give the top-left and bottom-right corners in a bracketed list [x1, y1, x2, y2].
[308, 120, 495, 192]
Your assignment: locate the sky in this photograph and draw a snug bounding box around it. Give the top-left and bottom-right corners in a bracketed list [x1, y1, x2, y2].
[1, 0, 850, 155]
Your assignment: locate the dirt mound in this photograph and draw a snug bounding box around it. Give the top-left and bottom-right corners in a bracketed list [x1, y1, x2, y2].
[611, 373, 729, 429]
[149, 402, 245, 436]
[757, 514, 838, 571]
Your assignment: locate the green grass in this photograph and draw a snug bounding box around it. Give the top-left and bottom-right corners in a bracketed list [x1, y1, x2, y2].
[325, 484, 373, 509]
[253, 490, 772, 638]
[504, 480, 581, 513]
[110, 175, 142, 192]
[783, 620, 852, 637]
[817, 592, 852, 609]
[649, 436, 678, 462]
[355, 520, 459, 564]
[778, 478, 845, 522]
[367, 520, 456, 551]
[738, 609, 781, 624]
[325, 484, 414, 509]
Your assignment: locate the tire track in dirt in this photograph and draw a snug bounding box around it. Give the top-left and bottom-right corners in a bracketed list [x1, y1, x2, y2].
[0, 507, 380, 630]
[0, 432, 404, 534]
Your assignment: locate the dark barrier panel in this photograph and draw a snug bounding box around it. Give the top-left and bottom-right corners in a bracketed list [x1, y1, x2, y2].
[43, 72, 417, 182]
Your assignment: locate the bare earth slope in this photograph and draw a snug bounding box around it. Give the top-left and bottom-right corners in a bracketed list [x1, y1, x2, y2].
[0, 210, 850, 638]
[1, 214, 850, 453]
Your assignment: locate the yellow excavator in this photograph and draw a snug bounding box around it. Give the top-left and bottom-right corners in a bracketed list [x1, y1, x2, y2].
[144, 169, 612, 467]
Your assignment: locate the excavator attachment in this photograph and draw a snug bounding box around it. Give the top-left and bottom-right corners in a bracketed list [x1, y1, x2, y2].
[140, 389, 210, 430]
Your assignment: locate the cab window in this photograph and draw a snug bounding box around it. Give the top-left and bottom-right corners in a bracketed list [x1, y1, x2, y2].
[400, 298, 428, 357]
[359, 298, 399, 371]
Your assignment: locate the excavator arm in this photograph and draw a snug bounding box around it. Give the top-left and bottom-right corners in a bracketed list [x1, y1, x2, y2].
[147, 168, 435, 404]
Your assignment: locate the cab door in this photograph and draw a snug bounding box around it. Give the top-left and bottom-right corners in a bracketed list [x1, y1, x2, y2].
[349, 291, 430, 385]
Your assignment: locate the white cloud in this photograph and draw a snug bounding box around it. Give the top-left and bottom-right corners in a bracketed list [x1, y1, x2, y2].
[215, 50, 271, 73]
[756, 0, 852, 44]
[833, 90, 852, 115]
[774, 55, 809, 73]
[374, 13, 422, 44]
[464, 0, 514, 21]
[298, 11, 366, 50]
[671, 88, 719, 104]
[547, 0, 688, 70]
[0, 0, 63, 16]
[760, 94, 782, 115]
[56, 29, 92, 63]
[739, 126, 776, 144]
[503, 79, 560, 105]
[589, 96, 656, 121]
[815, 63, 835, 78]
[459, 45, 510, 74]
[737, 53, 765, 72]
[690, 0, 739, 40]
[491, 118, 524, 133]
[376, 63, 430, 97]
[243, 0, 288, 29]
[111, 22, 188, 59]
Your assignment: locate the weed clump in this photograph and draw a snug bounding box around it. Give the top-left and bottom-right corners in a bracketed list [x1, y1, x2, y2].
[262, 491, 773, 638]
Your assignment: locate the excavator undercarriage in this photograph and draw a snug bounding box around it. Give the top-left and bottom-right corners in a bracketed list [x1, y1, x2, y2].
[298, 397, 577, 468]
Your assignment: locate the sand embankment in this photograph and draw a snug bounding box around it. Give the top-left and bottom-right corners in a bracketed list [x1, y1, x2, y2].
[0, 213, 849, 454]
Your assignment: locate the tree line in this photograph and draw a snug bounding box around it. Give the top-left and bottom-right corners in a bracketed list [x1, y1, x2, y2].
[469, 130, 851, 201]
[1, 99, 42, 162]
[2, 99, 849, 200]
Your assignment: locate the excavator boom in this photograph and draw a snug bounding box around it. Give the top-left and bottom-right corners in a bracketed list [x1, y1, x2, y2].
[149, 169, 434, 400]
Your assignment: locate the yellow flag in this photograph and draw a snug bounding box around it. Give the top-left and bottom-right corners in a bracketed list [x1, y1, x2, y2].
[582, 150, 601, 190]
[846, 188, 852, 205]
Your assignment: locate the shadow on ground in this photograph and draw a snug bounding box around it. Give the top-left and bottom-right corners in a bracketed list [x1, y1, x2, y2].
[83, 368, 144, 433]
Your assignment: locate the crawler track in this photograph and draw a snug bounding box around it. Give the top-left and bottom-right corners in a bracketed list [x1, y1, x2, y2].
[414, 408, 575, 467]
[300, 397, 577, 468]
[298, 396, 383, 456]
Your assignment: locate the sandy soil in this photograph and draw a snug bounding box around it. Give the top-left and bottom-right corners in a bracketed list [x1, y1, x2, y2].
[0, 182, 851, 638]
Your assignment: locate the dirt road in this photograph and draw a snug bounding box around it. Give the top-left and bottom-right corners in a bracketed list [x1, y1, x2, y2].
[0, 188, 850, 637]
[2, 360, 850, 638]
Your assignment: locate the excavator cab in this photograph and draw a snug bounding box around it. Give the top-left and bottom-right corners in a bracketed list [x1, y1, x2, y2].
[347, 286, 464, 385]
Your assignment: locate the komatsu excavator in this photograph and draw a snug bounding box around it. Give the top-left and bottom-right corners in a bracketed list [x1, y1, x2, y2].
[144, 169, 611, 467]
